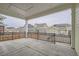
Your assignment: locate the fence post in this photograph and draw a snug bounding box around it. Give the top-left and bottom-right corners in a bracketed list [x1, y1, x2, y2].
[53, 33, 56, 44]
[69, 34, 71, 45]
[19, 32, 20, 38]
[24, 32, 26, 38]
[2, 32, 3, 41]
[0, 34, 1, 41]
[0, 33, 1, 41]
[50, 33, 52, 42]
[37, 30, 39, 40]
[12, 32, 13, 40]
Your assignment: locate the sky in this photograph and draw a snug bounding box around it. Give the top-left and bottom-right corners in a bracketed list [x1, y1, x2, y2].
[2, 15, 26, 28]
[1, 9, 71, 28]
[28, 9, 71, 26]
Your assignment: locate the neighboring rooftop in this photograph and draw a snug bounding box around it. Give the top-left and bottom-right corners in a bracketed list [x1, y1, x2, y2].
[34, 23, 48, 27]
[28, 24, 34, 28]
[0, 15, 6, 20]
[53, 24, 71, 27]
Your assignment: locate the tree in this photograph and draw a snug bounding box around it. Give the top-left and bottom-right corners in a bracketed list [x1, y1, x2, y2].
[0, 15, 6, 26]
[0, 15, 6, 20]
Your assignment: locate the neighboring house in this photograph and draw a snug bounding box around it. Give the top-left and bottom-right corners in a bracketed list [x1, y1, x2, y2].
[5, 26, 26, 32]
[51, 24, 71, 35]
[5, 27, 17, 32]
[28, 24, 36, 32]
[28, 23, 71, 35]
[47, 26, 55, 33]
[34, 23, 48, 28]
[0, 16, 5, 34]
[0, 22, 4, 34]
[16, 27, 26, 32]
[34, 23, 48, 33]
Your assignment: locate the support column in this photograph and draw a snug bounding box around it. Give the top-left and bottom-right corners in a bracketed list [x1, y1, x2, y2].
[25, 20, 28, 38]
[71, 4, 76, 49]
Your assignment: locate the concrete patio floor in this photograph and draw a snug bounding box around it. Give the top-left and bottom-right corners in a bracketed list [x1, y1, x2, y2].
[0, 38, 77, 56]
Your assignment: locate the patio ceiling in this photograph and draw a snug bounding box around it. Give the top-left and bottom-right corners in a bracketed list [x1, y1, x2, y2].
[0, 3, 72, 20]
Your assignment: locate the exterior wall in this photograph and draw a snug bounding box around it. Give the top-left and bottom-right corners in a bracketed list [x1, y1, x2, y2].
[0, 20, 4, 33]
[49, 26, 71, 35]
[28, 28, 36, 32]
[75, 4, 79, 55]
[0, 26, 4, 33]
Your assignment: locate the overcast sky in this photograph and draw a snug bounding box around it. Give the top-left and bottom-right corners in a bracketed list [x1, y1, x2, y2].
[3, 15, 25, 28]
[2, 9, 71, 28]
[28, 9, 71, 26]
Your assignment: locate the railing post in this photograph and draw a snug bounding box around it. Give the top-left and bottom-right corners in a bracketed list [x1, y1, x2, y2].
[0, 34, 1, 40]
[19, 32, 20, 38]
[24, 32, 26, 38]
[50, 33, 52, 42]
[53, 33, 56, 44]
[69, 34, 71, 45]
[12, 32, 13, 40]
[37, 30, 39, 40]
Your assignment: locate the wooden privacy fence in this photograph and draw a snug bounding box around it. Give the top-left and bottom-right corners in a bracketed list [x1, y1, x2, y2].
[0, 32, 26, 41]
[27, 32, 71, 44]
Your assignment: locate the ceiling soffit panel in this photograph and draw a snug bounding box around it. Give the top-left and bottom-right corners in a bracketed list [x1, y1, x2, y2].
[11, 3, 33, 11]
[9, 5, 27, 17]
[0, 8, 26, 19]
[24, 3, 61, 17]
[0, 4, 27, 19]
[0, 4, 10, 10]
[26, 4, 72, 20]
[0, 3, 66, 20]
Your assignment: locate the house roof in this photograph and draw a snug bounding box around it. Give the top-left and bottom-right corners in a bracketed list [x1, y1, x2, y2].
[53, 24, 71, 27]
[6, 27, 15, 29]
[35, 23, 48, 27]
[28, 24, 34, 28]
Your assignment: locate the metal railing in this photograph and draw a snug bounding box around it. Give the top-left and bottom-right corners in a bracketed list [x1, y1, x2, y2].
[0, 31, 71, 44]
[27, 32, 71, 44]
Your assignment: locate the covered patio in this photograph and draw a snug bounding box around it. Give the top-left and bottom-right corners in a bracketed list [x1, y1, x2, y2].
[0, 38, 77, 56]
[0, 3, 79, 56]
